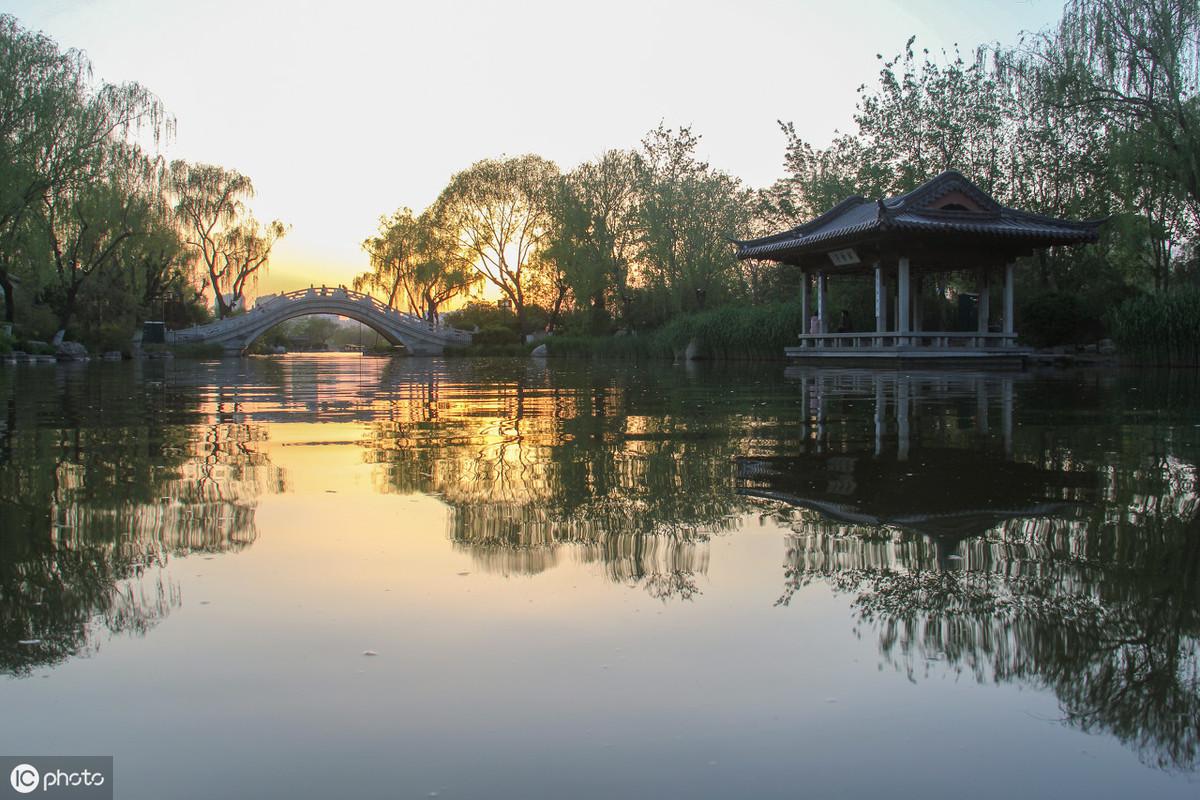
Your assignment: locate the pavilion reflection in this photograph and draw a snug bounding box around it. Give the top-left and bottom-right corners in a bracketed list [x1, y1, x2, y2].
[746, 368, 1200, 772]
[786, 366, 1024, 457]
[0, 366, 284, 676]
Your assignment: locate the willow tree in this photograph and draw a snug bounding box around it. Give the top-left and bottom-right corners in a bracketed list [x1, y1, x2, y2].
[636, 124, 752, 315]
[39, 148, 157, 333]
[544, 150, 641, 331]
[170, 161, 286, 317]
[1028, 0, 1200, 208]
[0, 14, 168, 325]
[432, 155, 560, 332]
[354, 207, 477, 322]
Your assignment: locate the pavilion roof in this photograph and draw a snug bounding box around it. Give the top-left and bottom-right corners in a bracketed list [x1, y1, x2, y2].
[735, 170, 1103, 265]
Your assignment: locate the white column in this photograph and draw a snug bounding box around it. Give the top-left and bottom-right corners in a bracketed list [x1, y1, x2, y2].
[816, 270, 827, 338]
[1002, 377, 1014, 456]
[800, 270, 810, 345]
[874, 376, 885, 457]
[799, 374, 809, 425]
[977, 267, 990, 345]
[815, 372, 826, 449]
[1003, 262, 1015, 344]
[874, 263, 884, 346]
[976, 377, 989, 434]
[898, 257, 911, 346]
[912, 274, 923, 336]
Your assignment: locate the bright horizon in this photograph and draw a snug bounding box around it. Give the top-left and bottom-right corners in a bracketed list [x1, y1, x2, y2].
[8, 0, 1067, 298]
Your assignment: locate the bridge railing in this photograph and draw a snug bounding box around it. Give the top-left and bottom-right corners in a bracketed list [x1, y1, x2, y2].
[169, 286, 473, 343]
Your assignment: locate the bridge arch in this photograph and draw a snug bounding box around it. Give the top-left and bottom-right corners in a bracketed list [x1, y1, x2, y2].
[167, 287, 472, 356]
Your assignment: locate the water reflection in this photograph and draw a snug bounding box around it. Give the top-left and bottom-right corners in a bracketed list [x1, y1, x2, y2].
[0, 365, 282, 675]
[3, 356, 1199, 779]
[358, 362, 749, 596]
[749, 367, 1200, 772]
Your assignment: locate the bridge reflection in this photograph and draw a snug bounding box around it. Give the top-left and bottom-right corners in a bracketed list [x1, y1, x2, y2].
[7, 357, 1197, 770]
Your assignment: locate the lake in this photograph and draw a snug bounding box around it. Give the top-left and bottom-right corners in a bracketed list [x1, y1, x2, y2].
[1, 355, 1197, 799]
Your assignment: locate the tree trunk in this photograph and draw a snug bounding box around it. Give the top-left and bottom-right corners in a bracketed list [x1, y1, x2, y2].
[57, 283, 81, 334]
[0, 271, 14, 324]
[590, 292, 607, 334]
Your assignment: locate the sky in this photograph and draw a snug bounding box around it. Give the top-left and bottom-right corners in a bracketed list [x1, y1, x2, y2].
[6, 0, 1068, 295]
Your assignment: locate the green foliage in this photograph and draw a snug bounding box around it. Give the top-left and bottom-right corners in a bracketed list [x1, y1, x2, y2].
[354, 207, 478, 321]
[635, 124, 754, 315]
[432, 155, 561, 332]
[762, 2, 1198, 298]
[664, 303, 808, 359]
[1018, 291, 1107, 348]
[443, 301, 519, 333]
[170, 161, 288, 320]
[170, 342, 225, 359]
[1109, 287, 1200, 365]
[544, 150, 642, 333]
[544, 302, 807, 361]
[472, 325, 522, 347]
[14, 339, 55, 355]
[443, 342, 533, 358]
[1035, 0, 1200, 209]
[543, 333, 669, 360]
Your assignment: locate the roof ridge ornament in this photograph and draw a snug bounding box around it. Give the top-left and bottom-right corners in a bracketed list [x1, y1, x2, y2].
[877, 198, 891, 226]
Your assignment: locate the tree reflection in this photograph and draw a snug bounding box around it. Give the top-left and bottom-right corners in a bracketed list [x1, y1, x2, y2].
[0, 365, 282, 675]
[762, 371, 1200, 771]
[361, 362, 779, 599]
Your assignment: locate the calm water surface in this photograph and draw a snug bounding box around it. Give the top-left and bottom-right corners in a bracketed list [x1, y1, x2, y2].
[1, 355, 1197, 799]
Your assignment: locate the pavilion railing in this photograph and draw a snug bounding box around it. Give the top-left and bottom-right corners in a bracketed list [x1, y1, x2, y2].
[793, 331, 1020, 350]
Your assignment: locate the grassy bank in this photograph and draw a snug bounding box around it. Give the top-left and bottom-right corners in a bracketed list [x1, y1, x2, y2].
[1109, 288, 1200, 366]
[541, 303, 805, 361]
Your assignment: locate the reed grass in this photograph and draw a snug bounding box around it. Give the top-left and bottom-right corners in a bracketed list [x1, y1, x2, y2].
[544, 302, 804, 361]
[1109, 288, 1200, 366]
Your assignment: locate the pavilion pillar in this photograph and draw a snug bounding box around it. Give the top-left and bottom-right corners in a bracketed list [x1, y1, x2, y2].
[874, 263, 884, 347]
[800, 270, 810, 346]
[976, 377, 989, 434]
[1002, 377, 1014, 456]
[1003, 262, 1015, 346]
[799, 374, 809, 426]
[815, 372, 826, 450]
[816, 270, 827, 340]
[977, 267, 990, 347]
[912, 274, 923, 338]
[898, 257, 911, 346]
[874, 376, 885, 457]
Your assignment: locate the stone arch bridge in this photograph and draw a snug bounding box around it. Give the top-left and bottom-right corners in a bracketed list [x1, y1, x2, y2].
[167, 287, 473, 355]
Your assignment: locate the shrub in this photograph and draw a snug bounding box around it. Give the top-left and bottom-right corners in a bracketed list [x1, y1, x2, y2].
[171, 342, 226, 359]
[93, 322, 134, 355]
[472, 325, 521, 346]
[544, 302, 807, 361]
[444, 342, 532, 357]
[1018, 292, 1105, 348]
[444, 302, 518, 333]
[545, 333, 670, 360]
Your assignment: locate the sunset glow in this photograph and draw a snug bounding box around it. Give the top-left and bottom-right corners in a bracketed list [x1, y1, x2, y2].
[8, 0, 1066, 293]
